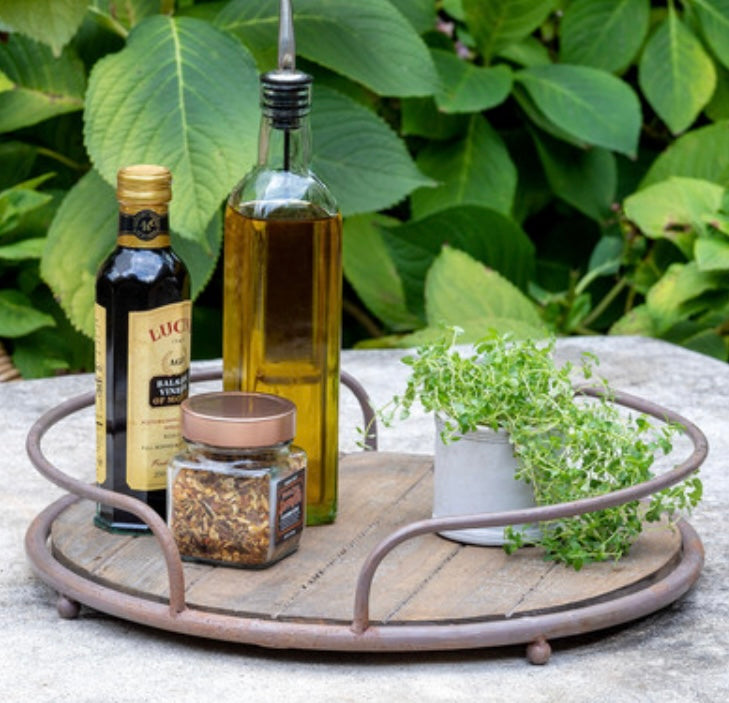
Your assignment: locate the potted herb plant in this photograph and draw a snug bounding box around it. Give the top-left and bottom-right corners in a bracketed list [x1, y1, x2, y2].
[380, 329, 703, 570]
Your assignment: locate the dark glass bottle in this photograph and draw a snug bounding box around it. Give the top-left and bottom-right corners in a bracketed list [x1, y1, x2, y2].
[223, 70, 342, 525]
[95, 164, 191, 532]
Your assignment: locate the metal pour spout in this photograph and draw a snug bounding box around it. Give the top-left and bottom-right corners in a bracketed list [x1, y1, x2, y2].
[278, 0, 296, 71]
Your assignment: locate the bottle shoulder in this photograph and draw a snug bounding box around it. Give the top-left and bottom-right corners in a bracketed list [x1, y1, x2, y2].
[97, 246, 189, 288]
[228, 168, 338, 219]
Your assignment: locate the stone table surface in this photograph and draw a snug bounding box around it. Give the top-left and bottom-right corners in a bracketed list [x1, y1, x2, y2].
[1, 336, 727, 702]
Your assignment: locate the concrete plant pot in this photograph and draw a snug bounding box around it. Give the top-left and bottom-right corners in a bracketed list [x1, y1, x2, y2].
[432, 415, 542, 546]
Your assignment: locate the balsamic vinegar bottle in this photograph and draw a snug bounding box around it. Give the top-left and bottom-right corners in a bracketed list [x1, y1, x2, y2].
[95, 164, 191, 532]
[223, 10, 342, 525]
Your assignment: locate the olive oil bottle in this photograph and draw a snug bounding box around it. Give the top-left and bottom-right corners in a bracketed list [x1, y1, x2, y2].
[223, 8, 342, 525]
[95, 164, 191, 532]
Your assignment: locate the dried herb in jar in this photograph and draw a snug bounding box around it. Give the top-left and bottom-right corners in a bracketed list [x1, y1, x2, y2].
[168, 392, 306, 568]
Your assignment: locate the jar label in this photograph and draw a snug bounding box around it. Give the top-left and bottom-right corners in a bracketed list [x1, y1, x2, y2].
[126, 300, 191, 491]
[95, 303, 106, 485]
[275, 468, 305, 545]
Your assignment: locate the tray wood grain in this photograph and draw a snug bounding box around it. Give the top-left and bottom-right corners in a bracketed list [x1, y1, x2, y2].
[51, 452, 682, 625]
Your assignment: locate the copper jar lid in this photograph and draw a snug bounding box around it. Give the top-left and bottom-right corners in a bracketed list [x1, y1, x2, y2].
[181, 392, 296, 448]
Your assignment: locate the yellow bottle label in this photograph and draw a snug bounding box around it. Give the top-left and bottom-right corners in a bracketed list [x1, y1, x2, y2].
[95, 303, 106, 485]
[126, 300, 191, 491]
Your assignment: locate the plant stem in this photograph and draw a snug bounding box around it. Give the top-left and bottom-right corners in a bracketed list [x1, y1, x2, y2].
[580, 277, 628, 329]
[342, 299, 383, 339]
[34, 147, 87, 172]
[86, 7, 129, 39]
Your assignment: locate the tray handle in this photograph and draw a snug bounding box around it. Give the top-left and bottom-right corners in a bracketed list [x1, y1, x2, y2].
[26, 366, 378, 617]
[350, 386, 708, 634]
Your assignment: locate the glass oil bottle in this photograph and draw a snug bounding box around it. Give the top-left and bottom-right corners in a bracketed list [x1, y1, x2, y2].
[222, 1, 342, 525]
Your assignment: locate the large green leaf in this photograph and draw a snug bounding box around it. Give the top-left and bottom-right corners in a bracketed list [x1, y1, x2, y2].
[311, 86, 433, 217]
[410, 115, 517, 219]
[498, 37, 551, 67]
[0, 142, 38, 191]
[623, 177, 724, 256]
[646, 262, 722, 332]
[692, 0, 729, 70]
[84, 15, 259, 243]
[41, 169, 220, 338]
[400, 98, 469, 140]
[343, 214, 420, 331]
[387, 0, 436, 34]
[462, 0, 554, 62]
[424, 246, 546, 339]
[0, 0, 87, 55]
[695, 236, 729, 272]
[706, 64, 729, 122]
[515, 64, 642, 157]
[531, 130, 617, 222]
[0, 35, 85, 131]
[431, 49, 512, 113]
[216, 0, 438, 97]
[512, 85, 587, 149]
[88, 0, 165, 32]
[610, 304, 657, 336]
[0, 186, 52, 237]
[0, 238, 46, 260]
[638, 10, 716, 135]
[560, 0, 650, 73]
[0, 290, 55, 337]
[41, 170, 117, 336]
[642, 121, 729, 187]
[382, 205, 536, 319]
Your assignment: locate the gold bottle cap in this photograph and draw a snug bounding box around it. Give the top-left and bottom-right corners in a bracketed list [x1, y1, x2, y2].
[181, 392, 297, 448]
[116, 164, 172, 204]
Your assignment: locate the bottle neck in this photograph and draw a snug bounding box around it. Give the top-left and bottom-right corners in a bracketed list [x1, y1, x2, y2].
[117, 203, 171, 249]
[258, 113, 312, 174]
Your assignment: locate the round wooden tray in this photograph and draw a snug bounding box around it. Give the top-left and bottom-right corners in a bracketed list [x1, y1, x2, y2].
[25, 373, 707, 664]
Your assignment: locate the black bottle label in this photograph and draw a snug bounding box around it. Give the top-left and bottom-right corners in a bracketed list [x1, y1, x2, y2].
[118, 210, 170, 247]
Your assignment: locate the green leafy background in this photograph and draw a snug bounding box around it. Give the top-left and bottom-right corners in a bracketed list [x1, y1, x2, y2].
[1, 0, 729, 377]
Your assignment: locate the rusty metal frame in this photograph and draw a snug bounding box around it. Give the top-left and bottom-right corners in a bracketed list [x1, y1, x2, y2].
[24, 372, 706, 663]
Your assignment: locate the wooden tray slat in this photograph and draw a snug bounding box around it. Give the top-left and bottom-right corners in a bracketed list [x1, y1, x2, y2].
[51, 452, 682, 625]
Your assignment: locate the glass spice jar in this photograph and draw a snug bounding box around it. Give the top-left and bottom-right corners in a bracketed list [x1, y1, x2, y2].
[168, 392, 306, 568]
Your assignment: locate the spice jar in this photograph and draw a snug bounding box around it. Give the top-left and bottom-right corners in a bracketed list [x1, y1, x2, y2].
[168, 392, 306, 568]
